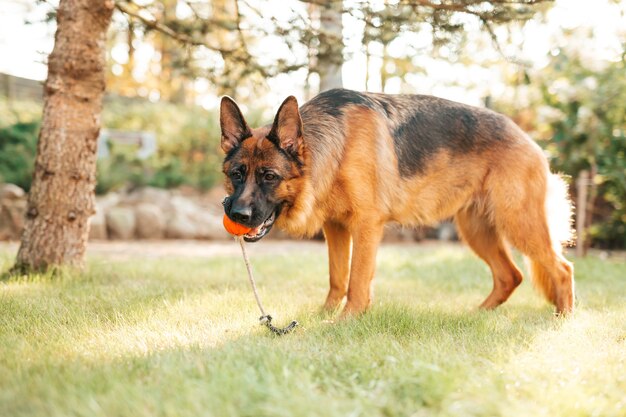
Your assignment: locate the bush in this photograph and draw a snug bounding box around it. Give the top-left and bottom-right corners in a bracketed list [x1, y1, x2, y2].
[494, 37, 626, 249]
[0, 121, 39, 191]
[96, 97, 265, 193]
[0, 97, 41, 128]
[539, 56, 626, 248]
[0, 96, 269, 194]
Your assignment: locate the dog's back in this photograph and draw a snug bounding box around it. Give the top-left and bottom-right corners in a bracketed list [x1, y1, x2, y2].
[296, 88, 534, 226]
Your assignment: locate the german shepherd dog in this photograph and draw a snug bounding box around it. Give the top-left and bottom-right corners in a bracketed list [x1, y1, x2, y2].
[220, 88, 574, 317]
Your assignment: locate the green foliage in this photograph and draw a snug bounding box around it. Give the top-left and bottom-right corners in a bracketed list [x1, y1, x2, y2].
[0, 97, 42, 128]
[95, 153, 148, 194]
[1, 243, 625, 417]
[148, 159, 188, 189]
[0, 97, 268, 194]
[0, 98, 42, 191]
[491, 29, 626, 249]
[96, 98, 264, 193]
[0, 121, 39, 191]
[535, 47, 626, 248]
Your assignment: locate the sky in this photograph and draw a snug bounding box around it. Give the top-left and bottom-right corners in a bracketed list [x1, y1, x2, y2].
[0, 0, 54, 80]
[0, 0, 625, 109]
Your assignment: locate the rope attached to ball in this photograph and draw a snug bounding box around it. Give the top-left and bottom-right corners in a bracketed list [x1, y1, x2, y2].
[223, 211, 298, 335]
[236, 235, 298, 335]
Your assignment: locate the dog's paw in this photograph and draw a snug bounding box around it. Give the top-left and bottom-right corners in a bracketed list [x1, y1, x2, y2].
[339, 303, 368, 320]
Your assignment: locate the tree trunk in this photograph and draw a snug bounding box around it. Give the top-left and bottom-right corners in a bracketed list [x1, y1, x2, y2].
[13, 0, 114, 273]
[159, 0, 187, 103]
[381, 42, 389, 92]
[365, 41, 371, 91]
[214, 0, 248, 100]
[317, 1, 344, 92]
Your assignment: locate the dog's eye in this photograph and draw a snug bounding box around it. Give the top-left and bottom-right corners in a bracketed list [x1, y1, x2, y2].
[231, 171, 242, 181]
[263, 172, 277, 182]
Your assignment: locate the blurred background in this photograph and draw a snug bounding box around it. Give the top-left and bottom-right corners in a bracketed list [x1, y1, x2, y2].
[0, 0, 625, 250]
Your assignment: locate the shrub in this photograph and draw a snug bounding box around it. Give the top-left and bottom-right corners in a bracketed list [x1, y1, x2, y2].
[0, 121, 39, 191]
[494, 37, 626, 249]
[0, 97, 268, 194]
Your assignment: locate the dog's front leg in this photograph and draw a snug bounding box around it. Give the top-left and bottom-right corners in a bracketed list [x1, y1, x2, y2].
[342, 221, 385, 317]
[322, 222, 352, 311]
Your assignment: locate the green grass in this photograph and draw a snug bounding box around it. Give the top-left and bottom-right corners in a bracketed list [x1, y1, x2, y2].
[1, 243, 625, 417]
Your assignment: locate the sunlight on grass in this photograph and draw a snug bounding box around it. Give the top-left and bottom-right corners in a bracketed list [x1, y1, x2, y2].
[1, 242, 625, 417]
[501, 310, 626, 416]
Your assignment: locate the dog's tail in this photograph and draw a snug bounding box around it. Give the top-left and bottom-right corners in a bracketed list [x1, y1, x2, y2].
[530, 173, 574, 301]
[545, 173, 575, 251]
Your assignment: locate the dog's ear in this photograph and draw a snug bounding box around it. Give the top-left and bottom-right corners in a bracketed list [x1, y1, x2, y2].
[220, 96, 252, 153]
[269, 96, 303, 158]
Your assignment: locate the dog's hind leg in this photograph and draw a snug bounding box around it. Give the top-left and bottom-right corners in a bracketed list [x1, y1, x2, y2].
[322, 222, 352, 311]
[490, 165, 574, 314]
[496, 204, 574, 314]
[497, 209, 574, 314]
[455, 203, 524, 309]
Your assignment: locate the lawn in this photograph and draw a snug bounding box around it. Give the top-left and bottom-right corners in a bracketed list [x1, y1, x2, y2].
[1, 241, 625, 417]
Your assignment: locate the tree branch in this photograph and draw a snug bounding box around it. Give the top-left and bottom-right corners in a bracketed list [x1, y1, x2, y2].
[114, 0, 236, 54]
[479, 17, 529, 66]
[404, 0, 551, 21]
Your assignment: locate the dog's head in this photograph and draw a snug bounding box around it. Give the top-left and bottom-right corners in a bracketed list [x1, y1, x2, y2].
[220, 96, 305, 242]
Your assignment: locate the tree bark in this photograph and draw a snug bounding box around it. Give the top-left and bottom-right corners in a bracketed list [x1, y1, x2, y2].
[317, 1, 344, 92]
[13, 0, 114, 272]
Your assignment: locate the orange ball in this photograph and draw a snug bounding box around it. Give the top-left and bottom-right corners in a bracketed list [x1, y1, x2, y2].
[223, 214, 252, 236]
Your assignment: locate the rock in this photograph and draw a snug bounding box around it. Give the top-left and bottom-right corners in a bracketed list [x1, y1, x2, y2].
[192, 212, 229, 240]
[0, 197, 27, 241]
[124, 187, 172, 209]
[383, 224, 417, 242]
[135, 203, 165, 239]
[204, 186, 228, 213]
[96, 192, 121, 212]
[106, 206, 136, 240]
[183, 200, 229, 240]
[169, 196, 197, 217]
[165, 196, 228, 240]
[437, 221, 458, 241]
[89, 195, 119, 240]
[89, 187, 233, 241]
[0, 183, 26, 200]
[89, 207, 107, 240]
[0, 184, 27, 240]
[165, 214, 197, 239]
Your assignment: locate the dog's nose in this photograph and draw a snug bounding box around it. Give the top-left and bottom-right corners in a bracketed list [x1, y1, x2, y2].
[231, 205, 252, 224]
